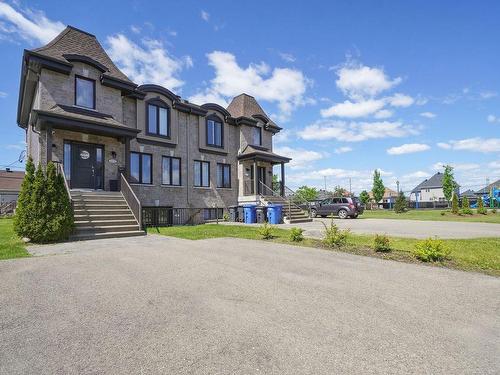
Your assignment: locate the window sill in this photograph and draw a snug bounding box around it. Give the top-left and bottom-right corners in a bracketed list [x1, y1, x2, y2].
[217, 187, 232, 190]
[130, 183, 154, 186]
[161, 184, 183, 188]
[193, 186, 211, 190]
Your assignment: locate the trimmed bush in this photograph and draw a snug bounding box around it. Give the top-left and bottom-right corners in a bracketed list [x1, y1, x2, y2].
[13, 157, 35, 238]
[14, 161, 73, 243]
[394, 192, 407, 213]
[413, 238, 450, 262]
[440, 211, 446, 216]
[258, 222, 274, 239]
[477, 197, 487, 215]
[461, 196, 472, 215]
[451, 193, 459, 214]
[322, 220, 349, 248]
[289, 227, 304, 242]
[373, 234, 391, 252]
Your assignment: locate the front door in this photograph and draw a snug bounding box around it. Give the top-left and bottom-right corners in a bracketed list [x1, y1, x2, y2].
[257, 166, 266, 195]
[70, 142, 104, 189]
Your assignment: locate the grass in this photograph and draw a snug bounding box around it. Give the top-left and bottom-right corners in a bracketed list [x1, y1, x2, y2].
[361, 209, 500, 224]
[0, 218, 29, 260]
[149, 224, 500, 277]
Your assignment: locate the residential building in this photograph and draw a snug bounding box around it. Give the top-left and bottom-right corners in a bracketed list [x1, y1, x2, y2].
[0, 169, 24, 204]
[409, 172, 458, 207]
[16, 26, 295, 237]
[475, 179, 500, 196]
[369, 187, 398, 205]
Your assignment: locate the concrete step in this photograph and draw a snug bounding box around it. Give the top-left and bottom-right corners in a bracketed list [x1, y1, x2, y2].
[75, 224, 140, 233]
[73, 204, 129, 209]
[69, 230, 146, 241]
[287, 218, 313, 223]
[74, 208, 132, 215]
[75, 219, 138, 227]
[72, 196, 125, 202]
[74, 213, 135, 221]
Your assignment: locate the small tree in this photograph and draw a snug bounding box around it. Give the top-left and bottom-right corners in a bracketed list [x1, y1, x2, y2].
[461, 195, 472, 215]
[13, 157, 35, 238]
[359, 190, 370, 206]
[451, 192, 459, 214]
[371, 169, 385, 206]
[29, 164, 49, 242]
[295, 185, 318, 202]
[477, 196, 487, 215]
[272, 174, 280, 194]
[333, 185, 349, 197]
[394, 192, 407, 213]
[442, 165, 456, 205]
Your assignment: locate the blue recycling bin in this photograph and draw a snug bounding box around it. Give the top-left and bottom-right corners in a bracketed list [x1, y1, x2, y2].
[267, 204, 283, 224]
[243, 204, 257, 224]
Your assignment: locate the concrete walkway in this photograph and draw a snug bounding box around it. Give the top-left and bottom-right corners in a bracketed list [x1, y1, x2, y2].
[1, 235, 499, 374]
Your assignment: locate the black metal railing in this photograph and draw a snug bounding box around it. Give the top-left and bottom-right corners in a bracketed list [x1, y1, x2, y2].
[120, 173, 142, 229]
[142, 207, 226, 227]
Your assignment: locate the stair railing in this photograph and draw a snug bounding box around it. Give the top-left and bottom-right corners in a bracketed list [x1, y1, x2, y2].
[259, 181, 310, 218]
[57, 162, 72, 208]
[120, 173, 142, 229]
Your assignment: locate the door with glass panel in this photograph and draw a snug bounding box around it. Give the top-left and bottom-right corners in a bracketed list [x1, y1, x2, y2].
[65, 141, 104, 190]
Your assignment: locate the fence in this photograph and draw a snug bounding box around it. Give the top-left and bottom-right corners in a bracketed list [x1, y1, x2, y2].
[142, 207, 227, 227]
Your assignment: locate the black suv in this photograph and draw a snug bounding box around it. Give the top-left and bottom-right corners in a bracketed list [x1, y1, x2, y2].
[310, 197, 364, 219]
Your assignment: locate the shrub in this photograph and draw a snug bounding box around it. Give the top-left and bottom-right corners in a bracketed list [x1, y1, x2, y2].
[477, 197, 487, 215]
[394, 192, 407, 213]
[258, 222, 274, 239]
[440, 211, 446, 216]
[451, 193, 459, 214]
[223, 213, 229, 222]
[413, 238, 450, 262]
[321, 220, 349, 248]
[13, 157, 35, 238]
[289, 227, 304, 242]
[373, 234, 391, 252]
[492, 208, 497, 214]
[461, 196, 472, 215]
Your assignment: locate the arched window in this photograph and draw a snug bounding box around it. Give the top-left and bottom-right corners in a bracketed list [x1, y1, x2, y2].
[146, 98, 170, 137]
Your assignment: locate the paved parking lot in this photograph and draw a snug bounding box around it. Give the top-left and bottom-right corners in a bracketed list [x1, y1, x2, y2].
[279, 217, 500, 239]
[1, 235, 499, 374]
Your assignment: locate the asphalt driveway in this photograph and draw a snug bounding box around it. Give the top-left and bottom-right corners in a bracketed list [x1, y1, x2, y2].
[1, 235, 499, 374]
[280, 217, 500, 239]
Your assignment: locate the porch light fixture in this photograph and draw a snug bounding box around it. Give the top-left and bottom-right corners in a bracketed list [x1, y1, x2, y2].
[111, 151, 117, 159]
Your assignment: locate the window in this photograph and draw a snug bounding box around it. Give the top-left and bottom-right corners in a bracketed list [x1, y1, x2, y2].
[130, 152, 152, 184]
[63, 142, 71, 181]
[162, 156, 181, 186]
[147, 102, 170, 137]
[194, 160, 210, 187]
[75, 76, 95, 109]
[203, 208, 224, 220]
[253, 126, 262, 146]
[206, 117, 223, 147]
[217, 163, 231, 188]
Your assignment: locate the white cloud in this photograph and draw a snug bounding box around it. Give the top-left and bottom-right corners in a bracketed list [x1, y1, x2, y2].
[298, 119, 419, 142]
[201, 10, 210, 22]
[189, 51, 310, 120]
[0, 91, 7, 98]
[106, 34, 192, 90]
[387, 143, 430, 155]
[487, 114, 500, 124]
[274, 146, 327, 169]
[130, 25, 141, 34]
[374, 109, 393, 119]
[320, 99, 385, 118]
[0, 2, 65, 44]
[420, 112, 436, 118]
[437, 142, 451, 149]
[438, 138, 500, 153]
[5, 140, 26, 151]
[487, 160, 500, 169]
[335, 62, 401, 100]
[334, 146, 353, 154]
[388, 93, 414, 107]
[432, 162, 479, 171]
[480, 91, 497, 99]
[279, 52, 296, 63]
[403, 171, 431, 179]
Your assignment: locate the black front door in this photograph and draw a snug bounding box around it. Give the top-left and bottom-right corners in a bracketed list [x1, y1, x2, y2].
[71, 143, 104, 189]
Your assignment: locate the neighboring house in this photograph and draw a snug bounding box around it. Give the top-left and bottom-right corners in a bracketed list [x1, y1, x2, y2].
[16, 26, 292, 236]
[460, 189, 476, 199]
[410, 172, 458, 207]
[369, 188, 398, 205]
[0, 169, 24, 204]
[475, 179, 500, 196]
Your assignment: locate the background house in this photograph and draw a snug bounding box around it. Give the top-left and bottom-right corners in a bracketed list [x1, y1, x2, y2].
[368, 187, 398, 209]
[409, 172, 455, 208]
[0, 169, 24, 215]
[475, 179, 500, 197]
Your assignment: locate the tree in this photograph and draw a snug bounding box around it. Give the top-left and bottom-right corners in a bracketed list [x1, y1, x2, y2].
[371, 169, 385, 205]
[394, 192, 407, 213]
[29, 163, 48, 242]
[333, 185, 349, 197]
[13, 157, 35, 238]
[442, 165, 456, 204]
[272, 174, 280, 194]
[477, 196, 487, 215]
[359, 190, 370, 206]
[451, 192, 459, 214]
[461, 195, 472, 215]
[295, 185, 318, 202]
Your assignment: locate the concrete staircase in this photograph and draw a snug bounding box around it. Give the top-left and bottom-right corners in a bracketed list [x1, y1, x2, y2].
[70, 190, 145, 241]
[261, 195, 312, 224]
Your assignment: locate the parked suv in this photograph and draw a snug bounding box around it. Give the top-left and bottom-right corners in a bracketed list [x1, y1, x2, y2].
[310, 197, 364, 219]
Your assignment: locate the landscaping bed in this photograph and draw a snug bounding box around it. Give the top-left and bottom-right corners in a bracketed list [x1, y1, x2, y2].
[149, 224, 500, 276]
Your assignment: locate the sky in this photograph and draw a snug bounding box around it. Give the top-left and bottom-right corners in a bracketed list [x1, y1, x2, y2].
[0, 0, 499, 194]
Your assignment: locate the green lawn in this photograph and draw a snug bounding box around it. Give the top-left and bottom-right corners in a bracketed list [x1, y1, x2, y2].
[0, 218, 29, 260]
[361, 209, 500, 224]
[149, 224, 500, 276]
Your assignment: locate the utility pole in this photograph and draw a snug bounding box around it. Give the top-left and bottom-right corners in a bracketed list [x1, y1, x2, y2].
[324, 176, 327, 191]
[349, 178, 352, 196]
[396, 180, 400, 194]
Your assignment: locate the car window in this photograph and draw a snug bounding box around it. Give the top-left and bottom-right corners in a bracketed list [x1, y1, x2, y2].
[342, 198, 349, 203]
[332, 198, 341, 204]
[322, 199, 331, 205]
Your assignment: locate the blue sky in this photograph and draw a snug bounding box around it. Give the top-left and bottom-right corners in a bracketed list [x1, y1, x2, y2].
[0, 0, 499, 193]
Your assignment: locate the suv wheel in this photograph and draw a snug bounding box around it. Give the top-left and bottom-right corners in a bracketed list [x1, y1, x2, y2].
[310, 208, 317, 218]
[338, 209, 348, 219]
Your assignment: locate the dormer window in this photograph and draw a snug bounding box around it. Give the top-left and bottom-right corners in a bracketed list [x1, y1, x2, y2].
[75, 76, 95, 109]
[206, 115, 223, 147]
[147, 100, 170, 137]
[253, 126, 262, 146]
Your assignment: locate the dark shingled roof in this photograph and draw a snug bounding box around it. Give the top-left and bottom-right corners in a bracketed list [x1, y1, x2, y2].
[475, 179, 500, 195]
[35, 104, 125, 128]
[460, 189, 476, 198]
[411, 172, 444, 193]
[226, 94, 281, 131]
[32, 26, 132, 83]
[237, 145, 291, 164]
[0, 170, 24, 192]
